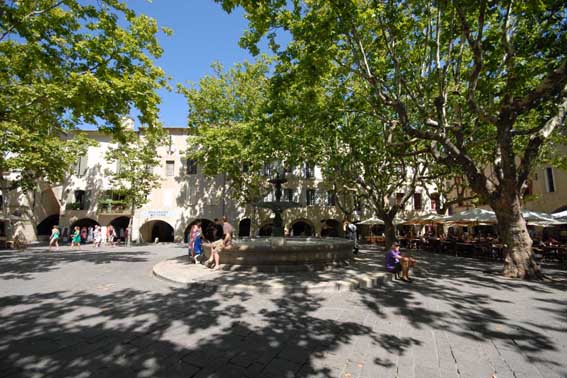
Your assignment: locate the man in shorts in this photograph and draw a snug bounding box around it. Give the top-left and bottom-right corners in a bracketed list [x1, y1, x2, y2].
[204, 220, 225, 270]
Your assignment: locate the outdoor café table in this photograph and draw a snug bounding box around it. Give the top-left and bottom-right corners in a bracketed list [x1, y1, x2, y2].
[491, 243, 505, 260]
[440, 240, 455, 254]
[542, 244, 560, 261]
[455, 242, 475, 257]
[427, 238, 441, 252]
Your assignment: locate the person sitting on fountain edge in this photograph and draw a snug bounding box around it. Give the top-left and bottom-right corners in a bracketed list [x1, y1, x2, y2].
[204, 220, 225, 270]
[385, 242, 416, 282]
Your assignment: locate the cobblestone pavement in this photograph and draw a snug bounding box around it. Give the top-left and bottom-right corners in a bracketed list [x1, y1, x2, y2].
[0, 244, 565, 378]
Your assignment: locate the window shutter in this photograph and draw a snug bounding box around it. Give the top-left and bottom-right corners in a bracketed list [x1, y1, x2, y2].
[79, 155, 87, 176]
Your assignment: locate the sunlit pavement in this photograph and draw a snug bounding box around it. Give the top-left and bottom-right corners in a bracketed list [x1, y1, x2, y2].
[0, 244, 565, 378]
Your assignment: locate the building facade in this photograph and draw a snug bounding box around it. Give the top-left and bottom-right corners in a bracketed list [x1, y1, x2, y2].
[2, 127, 452, 245]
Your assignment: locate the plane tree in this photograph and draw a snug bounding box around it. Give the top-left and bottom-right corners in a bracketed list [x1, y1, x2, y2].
[105, 126, 164, 246]
[215, 0, 567, 278]
[0, 0, 169, 239]
[179, 59, 277, 234]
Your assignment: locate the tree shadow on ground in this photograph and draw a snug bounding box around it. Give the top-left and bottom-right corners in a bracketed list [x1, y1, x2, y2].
[0, 283, 414, 378]
[357, 250, 566, 376]
[0, 250, 151, 281]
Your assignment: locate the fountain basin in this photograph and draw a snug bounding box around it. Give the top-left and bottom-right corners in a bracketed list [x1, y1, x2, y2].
[203, 237, 354, 271]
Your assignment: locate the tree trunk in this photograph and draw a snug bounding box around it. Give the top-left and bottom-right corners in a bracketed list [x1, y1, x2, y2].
[127, 201, 135, 248]
[0, 177, 13, 243]
[493, 195, 542, 279]
[383, 217, 397, 251]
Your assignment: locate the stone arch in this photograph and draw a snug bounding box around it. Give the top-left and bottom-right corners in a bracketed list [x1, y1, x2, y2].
[290, 219, 315, 237]
[238, 218, 251, 237]
[139, 220, 174, 243]
[69, 218, 100, 243]
[37, 214, 60, 236]
[183, 218, 214, 243]
[110, 216, 130, 242]
[320, 218, 340, 237]
[258, 223, 273, 237]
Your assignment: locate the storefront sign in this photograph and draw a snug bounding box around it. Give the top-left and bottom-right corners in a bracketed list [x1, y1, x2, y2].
[143, 210, 176, 218]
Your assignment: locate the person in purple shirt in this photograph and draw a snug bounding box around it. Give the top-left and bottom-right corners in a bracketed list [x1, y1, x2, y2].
[385, 242, 416, 282]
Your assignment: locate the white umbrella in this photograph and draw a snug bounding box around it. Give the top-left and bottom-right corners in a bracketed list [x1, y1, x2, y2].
[522, 210, 563, 225]
[444, 208, 497, 225]
[552, 210, 567, 219]
[358, 217, 384, 225]
[358, 217, 405, 225]
[403, 213, 448, 225]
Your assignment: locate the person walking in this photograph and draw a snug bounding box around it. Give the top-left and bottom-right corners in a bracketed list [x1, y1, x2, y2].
[346, 219, 358, 254]
[70, 226, 81, 249]
[93, 225, 102, 248]
[48, 225, 60, 251]
[107, 225, 116, 247]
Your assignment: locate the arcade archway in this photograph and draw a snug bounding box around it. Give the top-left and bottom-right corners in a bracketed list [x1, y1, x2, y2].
[320, 219, 340, 237]
[139, 220, 174, 243]
[37, 214, 60, 236]
[258, 223, 273, 237]
[290, 220, 314, 237]
[183, 218, 214, 243]
[238, 218, 251, 237]
[69, 218, 100, 243]
[110, 216, 130, 242]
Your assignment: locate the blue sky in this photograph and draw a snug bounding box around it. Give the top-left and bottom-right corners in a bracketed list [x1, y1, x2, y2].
[128, 1, 261, 127]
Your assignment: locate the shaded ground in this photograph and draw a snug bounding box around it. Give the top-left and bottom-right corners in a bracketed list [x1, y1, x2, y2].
[0, 244, 565, 378]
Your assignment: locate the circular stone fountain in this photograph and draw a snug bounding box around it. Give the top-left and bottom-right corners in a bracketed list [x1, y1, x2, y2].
[154, 164, 355, 278]
[204, 236, 354, 272]
[202, 166, 354, 271]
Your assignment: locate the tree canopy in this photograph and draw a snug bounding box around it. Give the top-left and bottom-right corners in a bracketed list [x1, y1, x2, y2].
[215, 0, 567, 278]
[0, 0, 170, 191]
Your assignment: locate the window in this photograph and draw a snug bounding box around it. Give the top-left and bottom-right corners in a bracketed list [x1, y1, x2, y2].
[166, 161, 175, 177]
[285, 189, 294, 202]
[545, 167, 555, 192]
[306, 189, 316, 206]
[0, 194, 3, 210]
[75, 154, 88, 176]
[430, 193, 439, 211]
[74, 190, 89, 210]
[304, 164, 315, 179]
[414, 193, 422, 210]
[186, 159, 197, 175]
[396, 193, 404, 205]
[327, 191, 336, 206]
[145, 165, 153, 174]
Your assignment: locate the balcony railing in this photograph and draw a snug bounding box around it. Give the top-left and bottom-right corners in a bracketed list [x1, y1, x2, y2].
[97, 200, 130, 214]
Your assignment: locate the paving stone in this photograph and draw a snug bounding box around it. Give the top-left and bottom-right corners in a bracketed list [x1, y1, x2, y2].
[1, 245, 565, 378]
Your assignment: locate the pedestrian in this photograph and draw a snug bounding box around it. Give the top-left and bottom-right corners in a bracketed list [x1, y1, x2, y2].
[385, 242, 416, 282]
[70, 226, 81, 249]
[107, 225, 116, 247]
[188, 221, 202, 263]
[222, 215, 233, 249]
[204, 220, 224, 270]
[346, 219, 358, 254]
[93, 225, 102, 248]
[87, 226, 93, 243]
[48, 225, 60, 251]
